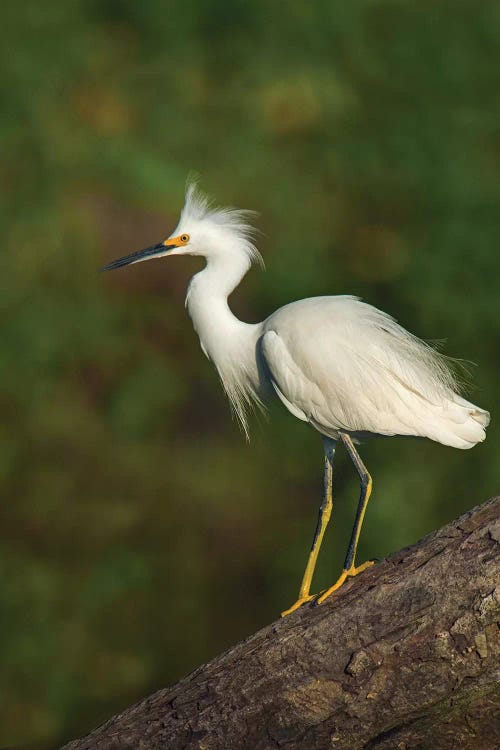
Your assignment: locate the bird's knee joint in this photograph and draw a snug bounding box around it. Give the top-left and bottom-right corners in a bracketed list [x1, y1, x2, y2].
[361, 472, 372, 490]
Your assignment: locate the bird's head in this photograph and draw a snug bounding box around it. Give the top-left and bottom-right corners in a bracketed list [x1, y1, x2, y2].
[101, 183, 262, 272]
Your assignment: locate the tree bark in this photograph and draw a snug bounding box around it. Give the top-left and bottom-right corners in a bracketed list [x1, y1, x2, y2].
[62, 497, 500, 750]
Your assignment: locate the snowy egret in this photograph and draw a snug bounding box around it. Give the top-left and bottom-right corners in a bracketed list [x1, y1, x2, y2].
[102, 184, 490, 616]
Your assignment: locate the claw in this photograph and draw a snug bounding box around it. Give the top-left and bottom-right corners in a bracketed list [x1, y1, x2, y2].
[316, 560, 375, 605]
[281, 594, 315, 617]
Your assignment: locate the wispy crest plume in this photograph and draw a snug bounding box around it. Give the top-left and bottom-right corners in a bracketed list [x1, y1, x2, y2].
[181, 180, 264, 268]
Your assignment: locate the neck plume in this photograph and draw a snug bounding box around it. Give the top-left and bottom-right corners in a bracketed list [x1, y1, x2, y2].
[185, 251, 266, 438]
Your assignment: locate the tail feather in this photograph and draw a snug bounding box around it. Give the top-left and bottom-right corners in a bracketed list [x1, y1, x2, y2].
[453, 394, 490, 426]
[431, 395, 490, 449]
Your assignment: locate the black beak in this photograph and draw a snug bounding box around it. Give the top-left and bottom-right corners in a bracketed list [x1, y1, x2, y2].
[101, 242, 176, 272]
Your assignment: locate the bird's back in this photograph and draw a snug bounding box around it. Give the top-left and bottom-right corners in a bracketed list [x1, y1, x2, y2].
[261, 296, 489, 448]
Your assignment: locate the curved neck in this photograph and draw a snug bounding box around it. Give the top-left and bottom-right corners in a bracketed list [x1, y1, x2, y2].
[190, 251, 251, 300]
[184, 251, 269, 433]
[185, 253, 259, 361]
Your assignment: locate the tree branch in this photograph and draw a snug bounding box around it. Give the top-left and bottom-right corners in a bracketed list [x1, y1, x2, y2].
[62, 497, 500, 750]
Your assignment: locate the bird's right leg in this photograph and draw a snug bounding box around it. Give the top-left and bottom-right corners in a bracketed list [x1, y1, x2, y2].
[317, 434, 374, 605]
[281, 439, 336, 617]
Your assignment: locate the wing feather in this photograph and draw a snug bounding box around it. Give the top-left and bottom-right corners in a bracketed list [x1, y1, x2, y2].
[261, 296, 489, 447]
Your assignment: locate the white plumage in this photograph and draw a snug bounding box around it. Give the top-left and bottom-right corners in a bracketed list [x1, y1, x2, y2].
[103, 183, 490, 614]
[262, 296, 488, 449]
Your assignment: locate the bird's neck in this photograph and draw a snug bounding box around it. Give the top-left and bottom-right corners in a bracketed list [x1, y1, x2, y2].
[185, 254, 261, 365]
[184, 252, 270, 436]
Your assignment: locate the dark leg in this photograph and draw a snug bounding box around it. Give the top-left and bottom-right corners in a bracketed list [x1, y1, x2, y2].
[317, 433, 374, 605]
[281, 438, 336, 616]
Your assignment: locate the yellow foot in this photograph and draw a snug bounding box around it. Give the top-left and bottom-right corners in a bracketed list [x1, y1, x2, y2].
[281, 594, 315, 617]
[316, 560, 375, 605]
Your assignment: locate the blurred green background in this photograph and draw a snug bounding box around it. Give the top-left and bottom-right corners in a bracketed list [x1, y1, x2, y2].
[1, 0, 498, 746]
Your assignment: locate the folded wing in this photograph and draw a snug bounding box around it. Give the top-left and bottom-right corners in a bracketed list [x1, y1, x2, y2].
[261, 296, 489, 449]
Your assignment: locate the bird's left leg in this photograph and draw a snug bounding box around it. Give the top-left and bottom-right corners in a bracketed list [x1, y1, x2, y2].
[281, 439, 336, 617]
[317, 434, 374, 604]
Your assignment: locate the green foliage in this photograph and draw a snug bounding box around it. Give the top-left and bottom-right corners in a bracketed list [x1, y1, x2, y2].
[1, 1, 498, 745]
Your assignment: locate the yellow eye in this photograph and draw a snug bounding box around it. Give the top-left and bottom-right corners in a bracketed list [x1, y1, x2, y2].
[180, 234, 190, 243]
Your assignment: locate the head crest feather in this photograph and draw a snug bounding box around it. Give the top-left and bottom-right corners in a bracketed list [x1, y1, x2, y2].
[181, 181, 264, 268]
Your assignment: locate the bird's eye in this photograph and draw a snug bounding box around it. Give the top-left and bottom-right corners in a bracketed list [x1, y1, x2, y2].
[180, 234, 190, 243]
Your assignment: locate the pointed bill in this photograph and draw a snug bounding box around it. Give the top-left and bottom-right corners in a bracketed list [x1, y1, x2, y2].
[100, 241, 177, 272]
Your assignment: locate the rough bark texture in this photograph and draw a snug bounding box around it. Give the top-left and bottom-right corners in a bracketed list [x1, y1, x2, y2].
[63, 497, 500, 750]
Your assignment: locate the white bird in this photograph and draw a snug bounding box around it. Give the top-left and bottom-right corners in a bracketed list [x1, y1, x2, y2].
[102, 184, 490, 616]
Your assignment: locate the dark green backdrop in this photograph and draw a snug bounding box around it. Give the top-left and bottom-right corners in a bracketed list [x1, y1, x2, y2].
[1, 1, 498, 746]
